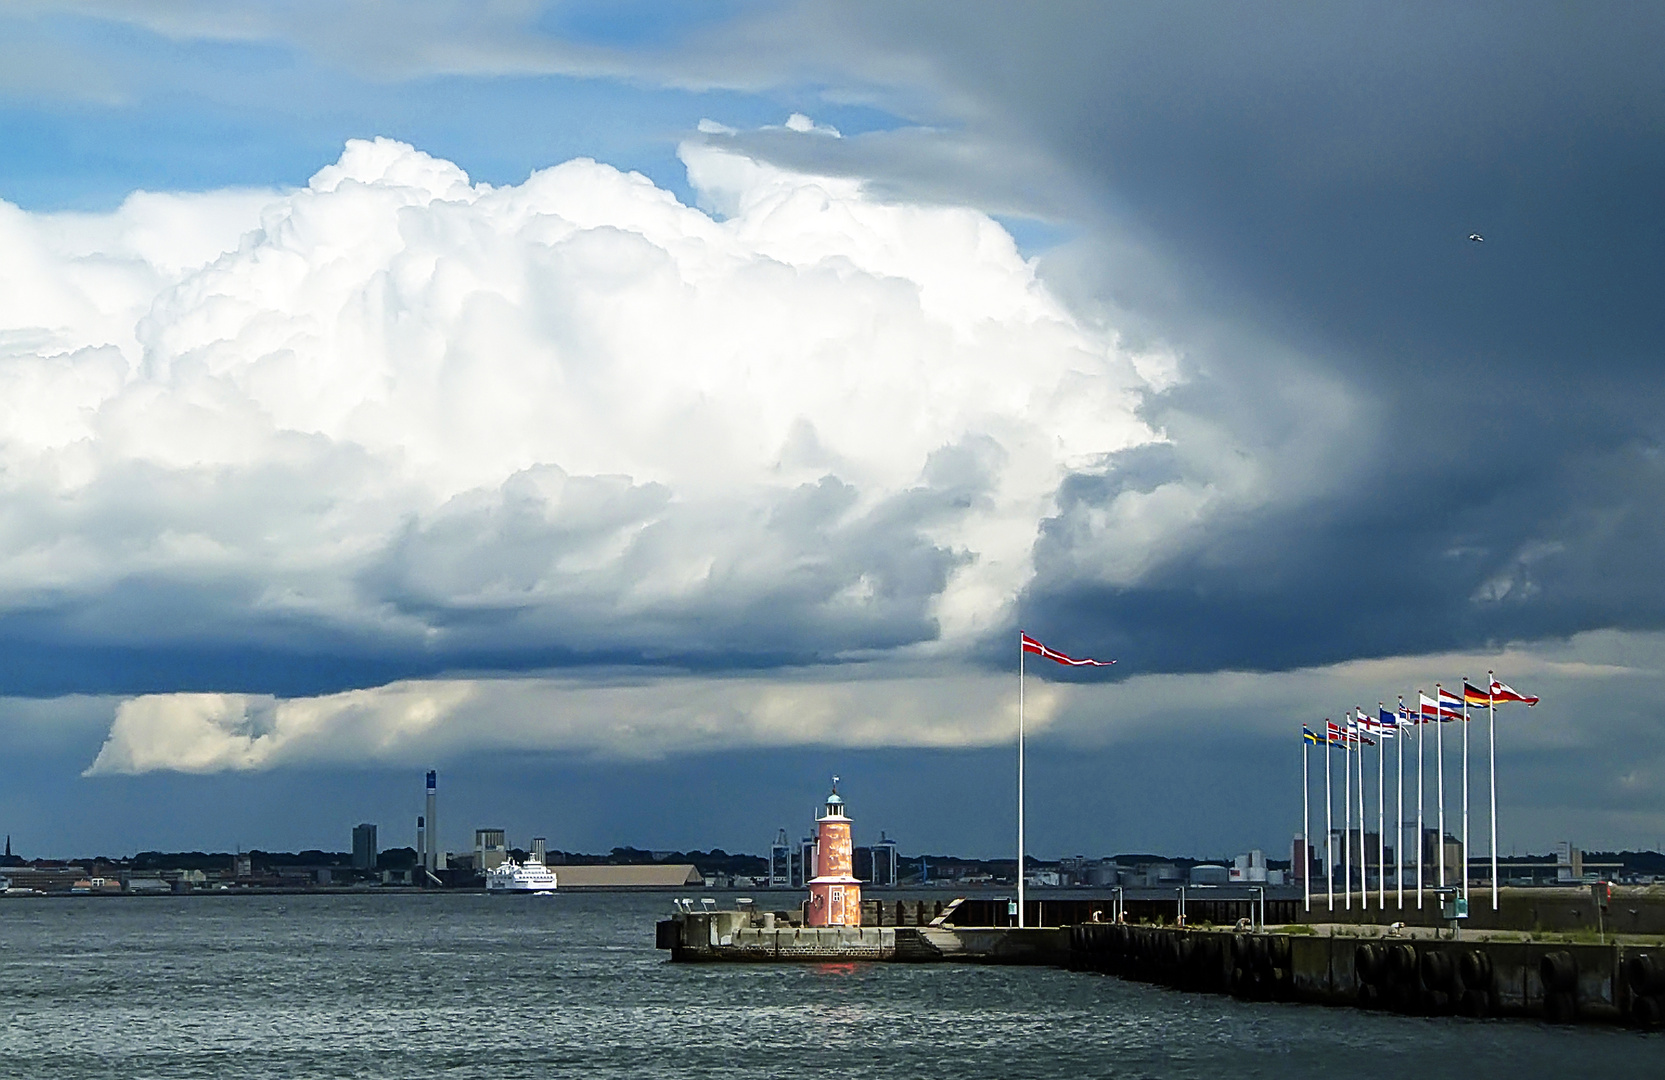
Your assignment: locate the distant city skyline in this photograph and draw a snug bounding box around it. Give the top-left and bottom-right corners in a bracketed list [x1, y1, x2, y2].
[1, 4, 1663, 857]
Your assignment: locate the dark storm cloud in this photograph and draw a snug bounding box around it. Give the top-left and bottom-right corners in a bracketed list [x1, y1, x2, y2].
[0, 452, 990, 696]
[735, 1, 1665, 673]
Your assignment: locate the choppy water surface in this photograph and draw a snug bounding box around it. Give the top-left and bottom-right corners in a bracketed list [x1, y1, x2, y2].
[0, 892, 1657, 1078]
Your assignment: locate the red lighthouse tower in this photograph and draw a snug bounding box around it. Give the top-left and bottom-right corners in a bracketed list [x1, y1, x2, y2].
[806, 778, 862, 927]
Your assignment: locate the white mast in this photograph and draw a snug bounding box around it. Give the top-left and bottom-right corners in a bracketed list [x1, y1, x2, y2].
[1416, 690, 1425, 908]
[1396, 697, 1405, 909]
[1303, 731, 1311, 913]
[1357, 713, 1366, 910]
[1344, 716, 1352, 910]
[1017, 632, 1026, 929]
[1377, 705, 1386, 910]
[1462, 677, 1471, 904]
[1488, 669, 1500, 911]
[1435, 684, 1446, 889]
[1325, 720, 1334, 911]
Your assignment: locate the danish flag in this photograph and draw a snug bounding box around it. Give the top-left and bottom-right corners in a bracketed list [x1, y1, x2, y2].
[1020, 633, 1115, 666]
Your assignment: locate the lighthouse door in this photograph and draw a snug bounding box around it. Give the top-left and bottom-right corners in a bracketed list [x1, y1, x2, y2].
[829, 886, 845, 924]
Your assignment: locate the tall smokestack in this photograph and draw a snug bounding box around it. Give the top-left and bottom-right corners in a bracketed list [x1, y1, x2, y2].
[532, 837, 546, 864]
[416, 815, 426, 870]
[425, 770, 438, 874]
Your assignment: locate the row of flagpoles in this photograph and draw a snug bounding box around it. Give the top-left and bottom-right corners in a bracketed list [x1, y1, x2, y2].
[1300, 672, 1539, 913]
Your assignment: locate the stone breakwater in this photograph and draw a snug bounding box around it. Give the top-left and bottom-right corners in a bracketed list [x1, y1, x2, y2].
[657, 909, 1069, 964]
[1069, 923, 1665, 1028]
[659, 907, 1665, 1029]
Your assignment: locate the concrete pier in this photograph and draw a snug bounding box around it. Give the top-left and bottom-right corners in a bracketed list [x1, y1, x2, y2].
[656, 895, 1665, 1029]
[656, 908, 1069, 964]
[1069, 923, 1665, 1028]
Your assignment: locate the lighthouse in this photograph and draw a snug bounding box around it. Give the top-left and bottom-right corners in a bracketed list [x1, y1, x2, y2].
[806, 778, 862, 927]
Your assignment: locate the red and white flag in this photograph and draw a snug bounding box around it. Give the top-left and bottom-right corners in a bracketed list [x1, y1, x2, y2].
[1021, 633, 1115, 667]
[1489, 678, 1540, 706]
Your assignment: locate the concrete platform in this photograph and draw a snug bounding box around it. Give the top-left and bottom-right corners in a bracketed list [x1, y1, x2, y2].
[657, 904, 1665, 1028]
[1069, 922, 1665, 1027]
[656, 910, 1069, 964]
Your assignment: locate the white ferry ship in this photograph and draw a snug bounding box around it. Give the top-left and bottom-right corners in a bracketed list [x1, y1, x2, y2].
[485, 857, 558, 894]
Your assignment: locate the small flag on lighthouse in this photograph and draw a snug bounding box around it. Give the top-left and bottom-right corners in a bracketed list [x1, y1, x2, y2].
[1020, 633, 1115, 666]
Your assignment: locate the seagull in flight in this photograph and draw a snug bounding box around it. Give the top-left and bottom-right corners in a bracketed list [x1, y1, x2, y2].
[1468, 233, 1484, 243]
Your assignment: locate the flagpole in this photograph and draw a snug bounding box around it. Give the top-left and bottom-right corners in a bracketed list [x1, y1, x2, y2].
[1396, 697, 1405, 909]
[1325, 720, 1333, 911]
[1303, 732, 1311, 913]
[1435, 683, 1446, 890]
[1377, 705, 1386, 910]
[1416, 690, 1425, 908]
[1489, 670, 1499, 912]
[1461, 677, 1471, 905]
[1357, 717, 1366, 910]
[1344, 719, 1352, 911]
[1017, 632, 1026, 930]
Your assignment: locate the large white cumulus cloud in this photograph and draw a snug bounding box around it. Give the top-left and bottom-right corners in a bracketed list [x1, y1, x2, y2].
[1, 135, 1161, 672]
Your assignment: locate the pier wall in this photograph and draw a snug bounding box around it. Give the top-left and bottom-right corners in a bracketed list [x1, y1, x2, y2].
[1069, 922, 1665, 1027]
[657, 906, 1665, 1027]
[657, 912, 1069, 964]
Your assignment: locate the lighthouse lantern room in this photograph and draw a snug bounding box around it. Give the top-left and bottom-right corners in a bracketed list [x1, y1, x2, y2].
[806, 778, 862, 927]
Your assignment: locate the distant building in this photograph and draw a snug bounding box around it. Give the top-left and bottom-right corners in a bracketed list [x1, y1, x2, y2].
[1230, 850, 1267, 884]
[794, 834, 818, 889]
[769, 829, 792, 887]
[1291, 833, 1316, 886]
[1084, 860, 1121, 887]
[1420, 829, 1463, 887]
[1129, 862, 1182, 887]
[1190, 864, 1229, 885]
[1557, 841, 1584, 883]
[854, 833, 900, 888]
[475, 829, 507, 871]
[352, 824, 378, 871]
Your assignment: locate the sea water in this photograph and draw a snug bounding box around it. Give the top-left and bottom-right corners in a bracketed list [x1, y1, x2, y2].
[0, 891, 1657, 1079]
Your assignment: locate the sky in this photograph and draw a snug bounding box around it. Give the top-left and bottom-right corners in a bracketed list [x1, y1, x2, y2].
[1, 1, 1663, 862]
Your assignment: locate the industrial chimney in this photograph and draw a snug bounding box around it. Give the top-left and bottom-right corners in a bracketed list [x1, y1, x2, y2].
[424, 770, 439, 874]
